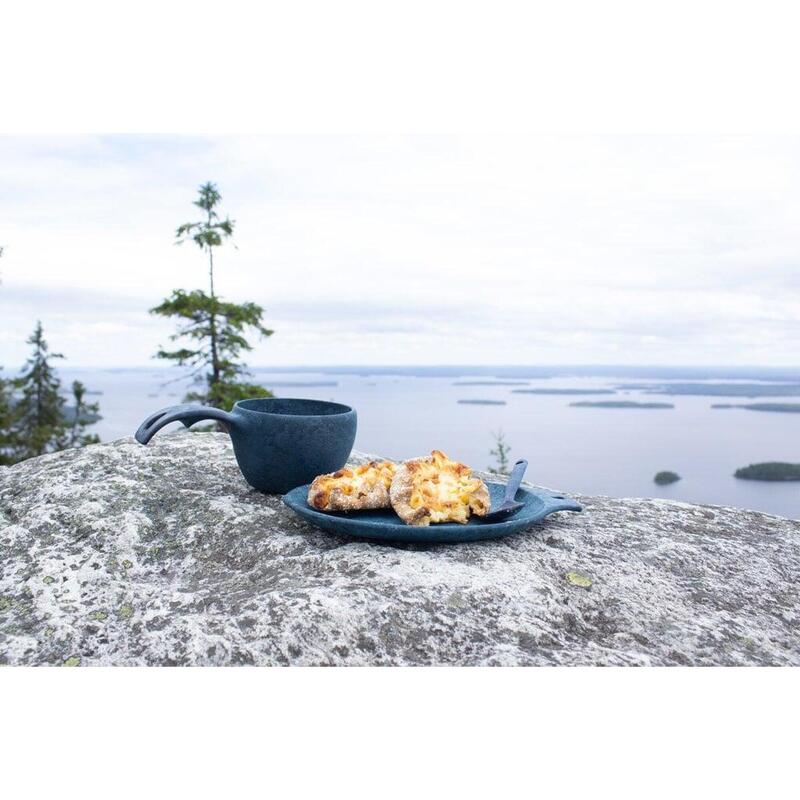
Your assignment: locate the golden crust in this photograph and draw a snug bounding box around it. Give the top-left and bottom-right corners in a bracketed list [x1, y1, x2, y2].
[308, 461, 396, 512]
[389, 450, 490, 526]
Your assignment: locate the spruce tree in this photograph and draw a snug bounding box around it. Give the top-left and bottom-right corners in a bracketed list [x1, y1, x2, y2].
[12, 322, 68, 459]
[488, 429, 512, 474]
[0, 246, 14, 463]
[151, 182, 274, 409]
[68, 380, 101, 448]
[0, 369, 15, 466]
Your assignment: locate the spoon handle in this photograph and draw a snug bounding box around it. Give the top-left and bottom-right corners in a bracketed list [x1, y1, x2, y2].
[503, 459, 528, 503]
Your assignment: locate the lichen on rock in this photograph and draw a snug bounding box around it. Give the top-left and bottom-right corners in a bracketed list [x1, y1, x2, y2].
[0, 432, 798, 666]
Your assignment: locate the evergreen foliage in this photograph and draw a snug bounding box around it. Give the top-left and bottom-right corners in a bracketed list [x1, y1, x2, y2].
[68, 380, 101, 448]
[0, 368, 15, 465]
[0, 324, 102, 464]
[151, 182, 273, 409]
[11, 321, 68, 459]
[489, 429, 512, 474]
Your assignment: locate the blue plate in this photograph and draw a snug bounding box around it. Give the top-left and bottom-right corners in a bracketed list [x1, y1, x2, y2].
[281, 482, 582, 544]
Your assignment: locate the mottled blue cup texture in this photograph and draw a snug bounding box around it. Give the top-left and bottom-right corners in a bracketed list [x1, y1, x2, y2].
[135, 398, 357, 494]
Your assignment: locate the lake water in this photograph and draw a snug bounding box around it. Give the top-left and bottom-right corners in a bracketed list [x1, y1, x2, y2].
[58, 366, 800, 521]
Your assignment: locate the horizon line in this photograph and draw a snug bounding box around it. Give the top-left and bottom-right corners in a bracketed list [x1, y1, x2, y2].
[35, 362, 800, 371]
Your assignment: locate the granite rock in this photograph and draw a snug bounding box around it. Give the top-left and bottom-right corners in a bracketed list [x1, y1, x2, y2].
[0, 433, 798, 666]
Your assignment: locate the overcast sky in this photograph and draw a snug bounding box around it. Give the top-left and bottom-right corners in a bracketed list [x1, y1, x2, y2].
[1, 135, 799, 368]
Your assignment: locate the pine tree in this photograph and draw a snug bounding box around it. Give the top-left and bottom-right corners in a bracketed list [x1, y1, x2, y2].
[488, 429, 512, 474]
[151, 182, 274, 409]
[0, 368, 15, 466]
[12, 322, 68, 459]
[68, 381, 101, 448]
[0, 246, 14, 464]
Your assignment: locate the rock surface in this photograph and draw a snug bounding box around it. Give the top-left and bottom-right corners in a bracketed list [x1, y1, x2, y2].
[0, 433, 798, 666]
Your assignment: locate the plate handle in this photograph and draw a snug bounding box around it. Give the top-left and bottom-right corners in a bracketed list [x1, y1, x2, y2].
[542, 492, 583, 513]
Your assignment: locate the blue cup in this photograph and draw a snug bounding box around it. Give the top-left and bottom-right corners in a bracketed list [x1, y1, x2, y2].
[135, 398, 357, 494]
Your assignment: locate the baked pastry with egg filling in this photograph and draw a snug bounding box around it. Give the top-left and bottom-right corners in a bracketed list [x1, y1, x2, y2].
[389, 450, 490, 526]
[308, 461, 396, 512]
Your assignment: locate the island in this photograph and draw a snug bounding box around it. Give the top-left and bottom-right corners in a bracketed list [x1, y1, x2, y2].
[654, 471, 681, 485]
[569, 401, 674, 409]
[512, 388, 616, 395]
[711, 403, 800, 413]
[453, 381, 529, 386]
[61, 406, 102, 424]
[457, 399, 507, 405]
[734, 462, 800, 481]
[616, 382, 800, 398]
[264, 381, 338, 387]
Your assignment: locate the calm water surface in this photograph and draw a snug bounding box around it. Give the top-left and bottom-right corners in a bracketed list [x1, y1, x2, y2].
[59, 366, 800, 521]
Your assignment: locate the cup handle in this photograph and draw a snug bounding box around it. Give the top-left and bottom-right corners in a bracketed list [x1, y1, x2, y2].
[135, 404, 237, 445]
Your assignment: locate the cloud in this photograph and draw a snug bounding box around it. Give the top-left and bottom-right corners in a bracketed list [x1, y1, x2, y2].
[1, 135, 799, 366]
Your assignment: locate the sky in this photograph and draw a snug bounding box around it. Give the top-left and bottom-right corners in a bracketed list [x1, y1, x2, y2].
[1, 134, 799, 368]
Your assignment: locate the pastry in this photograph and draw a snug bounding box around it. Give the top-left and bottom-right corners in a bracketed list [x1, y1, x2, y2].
[389, 449, 490, 526]
[307, 461, 396, 511]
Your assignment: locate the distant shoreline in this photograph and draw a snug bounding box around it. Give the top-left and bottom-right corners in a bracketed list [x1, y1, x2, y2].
[53, 364, 800, 382]
[570, 401, 675, 409]
[512, 388, 616, 396]
[712, 403, 800, 413]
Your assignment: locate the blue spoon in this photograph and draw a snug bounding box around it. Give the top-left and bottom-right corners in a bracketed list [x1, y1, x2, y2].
[480, 459, 529, 522]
